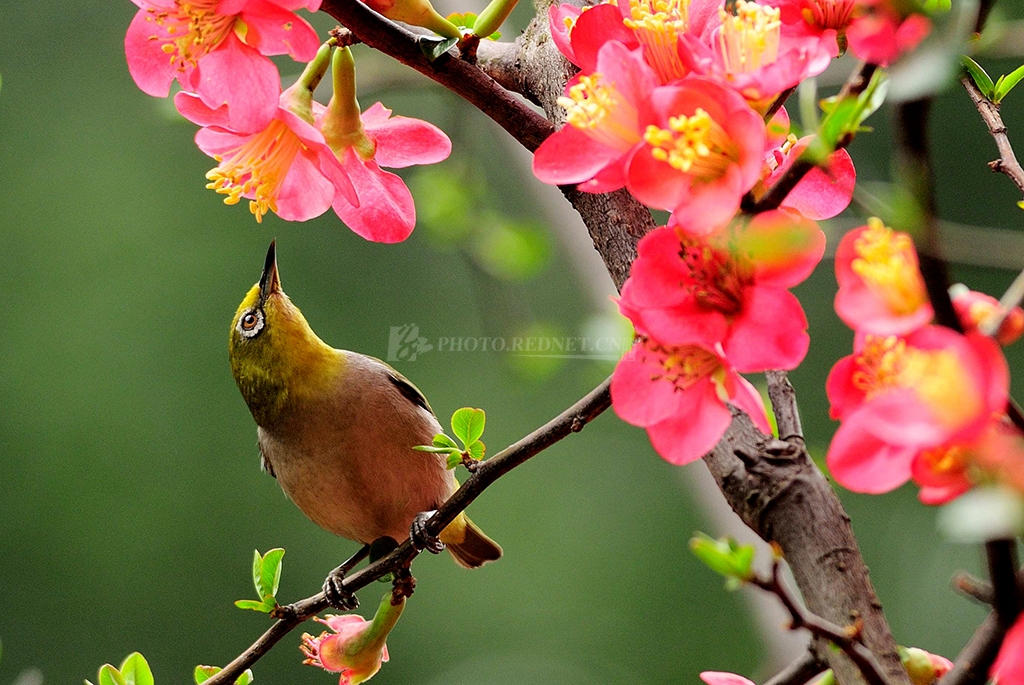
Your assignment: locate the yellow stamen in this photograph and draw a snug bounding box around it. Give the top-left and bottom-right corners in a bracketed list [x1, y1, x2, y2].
[643, 339, 722, 391]
[204, 120, 304, 224]
[623, 0, 692, 82]
[643, 108, 736, 177]
[801, 0, 855, 31]
[717, 0, 782, 75]
[852, 335, 981, 429]
[146, 0, 239, 73]
[920, 443, 968, 477]
[851, 218, 928, 316]
[557, 74, 642, 151]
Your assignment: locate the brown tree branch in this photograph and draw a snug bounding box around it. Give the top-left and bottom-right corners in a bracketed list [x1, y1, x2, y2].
[763, 650, 829, 685]
[751, 557, 892, 685]
[202, 377, 612, 685]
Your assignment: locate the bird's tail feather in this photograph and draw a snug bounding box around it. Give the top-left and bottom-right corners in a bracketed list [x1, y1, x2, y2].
[440, 512, 502, 569]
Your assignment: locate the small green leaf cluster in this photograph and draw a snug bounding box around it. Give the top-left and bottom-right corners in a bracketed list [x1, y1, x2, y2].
[962, 57, 1024, 104]
[813, 70, 889, 157]
[235, 548, 285, 613]
[414, 407, 486, 469]
[86, 653, 153, 685]
[195, 666, 253, 685]
[689, 533, 756, 591]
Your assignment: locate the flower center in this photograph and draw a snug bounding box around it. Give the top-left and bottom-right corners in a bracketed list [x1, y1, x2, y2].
[919, 443, 969, 478]
[205, 120, 304, 223]
[557, 74, 642, 152]
[623, 0, 692, 82]
[801, 0, 856, 31]
[145, 0, 239, 71]
[640, 338, 723, 390]
[643, 108, 736, 179]
[717, 0, 782, 75]
[853, 335, 981, 429]
[851, 218, 928, 316]
[678, 235, 750, 314]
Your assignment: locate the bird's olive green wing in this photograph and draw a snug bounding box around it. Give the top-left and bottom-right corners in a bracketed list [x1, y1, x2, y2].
[385, 369, 434, 415]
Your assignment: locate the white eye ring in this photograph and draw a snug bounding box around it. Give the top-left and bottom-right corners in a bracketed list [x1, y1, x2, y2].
[238, 309, 265, 339]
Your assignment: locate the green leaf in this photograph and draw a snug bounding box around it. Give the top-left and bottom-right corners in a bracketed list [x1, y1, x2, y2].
[195, 666, 221, 684]
[689, 533, 737, 577]
[962, 56, 995, 98]
[99, 665, 128, 685]
[467, 440, 485, 461]
[451, 408, 485, 447]
[446, 452, 462, 469]
[234, 599, 274, 613]
[433, 433, 459, 450]
[236, 670, 255, 685]
[120, 653, 154, 685]
[413, 445, 461, 454]
[419, 36, 458, 62]
[259, 548, 285, 599]
[251, 549, 262, 598]
[994, 63, 1024, 103]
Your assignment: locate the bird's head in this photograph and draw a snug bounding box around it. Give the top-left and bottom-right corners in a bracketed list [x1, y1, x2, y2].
[229, 241, 340, 426]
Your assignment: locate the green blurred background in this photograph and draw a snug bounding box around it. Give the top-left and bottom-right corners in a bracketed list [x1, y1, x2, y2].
[1, 2, 1024, 684]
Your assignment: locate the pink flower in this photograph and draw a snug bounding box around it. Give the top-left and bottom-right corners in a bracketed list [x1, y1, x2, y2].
[318, 47, 451, 243]
[770, 0, 929, 67]
[701, 673, 756, 685]
[175, 84, 357, 224]
[992, 615, 1024, 685]
[620, 212, 824, 372]
[754, 120, 856, 220]
[626, 76, 766, 233]
[125, 0, 322, 131]
[302, 615, 390, 685]
[611, 325, 770, 465]
[903, 647, 954, 685]
[826, 327, 1009, 497]
[834, 218, 933, 335]
[678, 0, 834, 105]
[549, 0, 722, 82]
[951, 286, 1024, 346]
[533, 40, 656, 193]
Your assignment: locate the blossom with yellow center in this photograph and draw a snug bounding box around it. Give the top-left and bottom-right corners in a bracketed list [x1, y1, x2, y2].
[624, 0, 693, 81]
[146, 0, 238, 72]
[717, 0, 782, 75]
[643, 108, 736, 177]
[801, 0, 856, 32]
[850, 217, 928, 316]
[558, 74, 643, 151]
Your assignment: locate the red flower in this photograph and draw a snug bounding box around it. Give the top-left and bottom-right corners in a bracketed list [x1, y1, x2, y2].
[951, 286, 1024, 346]
[175, 84, 356, 224]
[533, 40, 656, 193]
[611, 324, 770, 465]
[620, 212, 823, 372]
[126, 0, 322, 130]
[626, 76, 766, 233]
[317, 47, 451, 243]
[678, 0, 834, 105]
[834, 218, 933, 335]
[992, 614, 1024, 685]
[826, 327, 1009, 498]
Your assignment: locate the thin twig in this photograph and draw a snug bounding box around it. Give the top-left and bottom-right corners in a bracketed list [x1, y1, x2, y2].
[765, 370, 803, 441]
[751, 557, 892, 685]
[762, 650, 828, 685]
[960, 75, 1024, 198]
[319, 0, 554, 151]
[985, 539, 1022, 627]
[202, 378, 612, 685]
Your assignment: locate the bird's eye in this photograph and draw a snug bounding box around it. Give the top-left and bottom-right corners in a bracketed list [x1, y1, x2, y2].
[238, 309, 265, 339]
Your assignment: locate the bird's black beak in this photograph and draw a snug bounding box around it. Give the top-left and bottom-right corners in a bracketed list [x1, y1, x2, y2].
[259, 239, 281, 304]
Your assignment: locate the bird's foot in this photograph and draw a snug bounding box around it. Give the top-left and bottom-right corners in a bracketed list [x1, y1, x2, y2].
[410, 511, 444, 554]
[322, 543, 371, 611]
[323, 568, 360, 611]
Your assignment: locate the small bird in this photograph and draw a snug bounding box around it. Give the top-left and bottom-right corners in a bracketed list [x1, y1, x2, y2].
[229, 241, 501, 605]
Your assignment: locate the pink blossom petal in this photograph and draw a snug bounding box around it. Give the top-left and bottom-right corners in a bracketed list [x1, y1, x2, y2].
[725, 287, 809, 372]
[638, 305, 730, 349]
[611, 351, 685, 427]
[533, 125, 628, 186]
[359, 102, 393, 128]
[192, 31, 280, 131]
[125, 8, 181, 97]
[732, 376, 771, 434]
[744, 210, 826, 288]
[646, 379, 733, 465]
[991, 615, 1024, 685]
[668, 165, 745, 234]
[701, 672, 756, 685]
[175, 91, 233, 128]
[333, 149, 416, 243]
[858, 389, 949, 447]
[275, 148, 336, 221]
[627, 227, 693, 307]
[241, 0, 321, 61]
[548, 4, 581, 65]
[782, 147, 855, 220]
[569, 4, 637, 72]
[825, 353, 867, 421]
[827, 411, 916, 494]
[365, 114, 452, 168]
[626, 145, 689, 211]
[194, 126, 249, 156]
